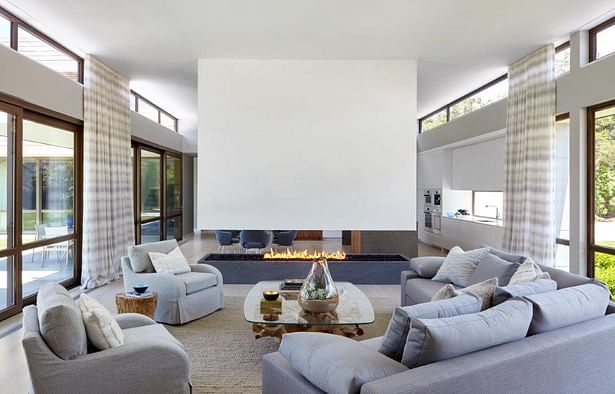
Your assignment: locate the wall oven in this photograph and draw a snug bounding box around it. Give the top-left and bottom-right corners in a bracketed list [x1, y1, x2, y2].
[424, 206, 433, 232]
[424, 189, 433, 205]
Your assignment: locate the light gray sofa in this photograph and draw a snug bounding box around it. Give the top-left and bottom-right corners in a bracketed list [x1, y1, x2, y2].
[263, 251, 615, 394]
[121, 239, 224, 324]
[401, 249, 593, 306]
[22, 285, 191, 394]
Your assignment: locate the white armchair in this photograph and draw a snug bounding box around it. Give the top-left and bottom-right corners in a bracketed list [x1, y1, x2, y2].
[121, 239, 224, 324]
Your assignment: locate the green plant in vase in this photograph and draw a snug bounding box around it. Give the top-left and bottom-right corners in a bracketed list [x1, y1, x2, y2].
[298, 257, 339, 313]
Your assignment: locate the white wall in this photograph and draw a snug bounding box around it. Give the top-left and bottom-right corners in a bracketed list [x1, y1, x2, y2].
[0, 44, 83, 119]
[198, 59, 417, 230]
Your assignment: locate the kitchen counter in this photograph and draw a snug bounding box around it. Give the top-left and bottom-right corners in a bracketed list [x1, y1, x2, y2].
[443, 215, 503, 228]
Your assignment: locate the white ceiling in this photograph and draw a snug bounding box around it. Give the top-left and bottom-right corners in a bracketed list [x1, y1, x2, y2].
[3, 0, 615, 123]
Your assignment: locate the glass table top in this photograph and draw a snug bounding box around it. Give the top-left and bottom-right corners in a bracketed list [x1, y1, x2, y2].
[244, 281, 375, 326]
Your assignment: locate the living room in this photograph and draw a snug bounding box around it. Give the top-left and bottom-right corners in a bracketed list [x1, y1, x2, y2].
[1, 1, 615, 393]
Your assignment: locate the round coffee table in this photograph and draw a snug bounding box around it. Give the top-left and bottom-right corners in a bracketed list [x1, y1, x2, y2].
[115, 292, 158, 319]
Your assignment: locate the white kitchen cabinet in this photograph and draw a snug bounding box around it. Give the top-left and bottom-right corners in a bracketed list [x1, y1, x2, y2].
[451, 137, 504, 190]
[417, 150, 443, 190]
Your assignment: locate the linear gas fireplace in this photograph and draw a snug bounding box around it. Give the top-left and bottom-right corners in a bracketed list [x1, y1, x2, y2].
[199, 252, 411, 284]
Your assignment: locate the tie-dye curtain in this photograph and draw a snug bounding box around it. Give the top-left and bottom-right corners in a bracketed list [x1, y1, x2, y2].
[81, 55, 134, 288]
[503, 45, 556, 266]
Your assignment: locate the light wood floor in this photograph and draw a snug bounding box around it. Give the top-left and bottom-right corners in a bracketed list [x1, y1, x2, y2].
[0, 232, 443, 394]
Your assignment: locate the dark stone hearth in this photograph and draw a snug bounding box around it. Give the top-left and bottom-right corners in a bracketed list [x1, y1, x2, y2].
[198, 253, 411, 285]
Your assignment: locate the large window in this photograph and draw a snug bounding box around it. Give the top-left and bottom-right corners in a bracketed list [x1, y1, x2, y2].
[132, 141, 182, 244]
[130, 91, 178, 132]
[0, 7, 82, 82]
[472, 191, 503, 219]
[588, 101, 615, 297]
[590, 16, 615, 61]
[554, 42, 571, 77]
[555, 114, 570, 271]
[0, 100, 82, 321]
[419, 75, 508, 132]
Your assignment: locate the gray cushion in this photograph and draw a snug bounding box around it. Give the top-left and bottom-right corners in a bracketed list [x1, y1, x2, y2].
[128, 240, 179, 273]
[525, 282, 610, 335]
[402, 297, 533, 368]
[409, 256, 445, 279]
[36, 284, 88, 360]
[379, 294, 481, 361]
[432, 246, 489, 287]
[481, 246, 526, 263]
[122, 324, 183, 349]
[279, 332, 408, 394]
[178, 272, 218, 294]
[467, 253, 519, 286]
[492, 278, 557, 306]
[431, 278, 498, 311]
[405, 278, 460, 304]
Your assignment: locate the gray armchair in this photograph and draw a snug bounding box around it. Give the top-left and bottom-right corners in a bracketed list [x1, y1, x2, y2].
[22, 290, 190, 394]
[122, 239, 224, 324]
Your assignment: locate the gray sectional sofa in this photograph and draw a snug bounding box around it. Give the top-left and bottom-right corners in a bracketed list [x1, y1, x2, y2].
[263, 249, 615, 394]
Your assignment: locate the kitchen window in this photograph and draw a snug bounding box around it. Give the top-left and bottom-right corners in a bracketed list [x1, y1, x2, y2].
[472, 191, 503, 219]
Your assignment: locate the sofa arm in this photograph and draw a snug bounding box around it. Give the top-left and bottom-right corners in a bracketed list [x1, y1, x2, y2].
[191, 263, 224, 308]
[26, 339, 190, 394]
[191, 263, 224, 287]
[115, 313, 156, 330]
[409, 256, 446, 278]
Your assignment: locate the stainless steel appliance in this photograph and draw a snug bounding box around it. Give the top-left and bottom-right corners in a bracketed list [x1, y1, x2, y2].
[424, 189, 433, 205]
[424, 206, 433, 232]
[433, 189, 441, 207]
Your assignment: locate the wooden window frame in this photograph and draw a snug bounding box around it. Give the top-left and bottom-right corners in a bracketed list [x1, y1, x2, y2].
[132, 139, 182, 244]
[0, 6, 83, 83]
[419, 74, 508, 133]
[130, 91, 178, 132]
[0, 96, 83, 322]
[555, 113, 571, 247]
[589, 15, 615, 62]
[587, 100, 615, 278]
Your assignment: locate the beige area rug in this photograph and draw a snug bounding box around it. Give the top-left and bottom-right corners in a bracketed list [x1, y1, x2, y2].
[166, 295, 397, 394]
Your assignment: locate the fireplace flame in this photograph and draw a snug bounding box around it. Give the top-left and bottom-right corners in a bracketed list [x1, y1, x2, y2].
[263, 249, 347, 260]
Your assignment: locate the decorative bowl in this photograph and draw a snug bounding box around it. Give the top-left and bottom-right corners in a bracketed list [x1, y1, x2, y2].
[298, 296, 339, 313]
[263, 290, 280, 301]
[133, 284, 149, 294]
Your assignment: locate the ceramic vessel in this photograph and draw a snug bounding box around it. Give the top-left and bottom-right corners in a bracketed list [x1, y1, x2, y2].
[298, 257, 339, 313]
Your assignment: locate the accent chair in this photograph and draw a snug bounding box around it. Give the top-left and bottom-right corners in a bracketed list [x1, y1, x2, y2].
[121, 239, 224, 324]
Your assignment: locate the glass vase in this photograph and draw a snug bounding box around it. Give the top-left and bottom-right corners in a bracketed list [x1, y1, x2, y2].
[298, 257, 339, 313]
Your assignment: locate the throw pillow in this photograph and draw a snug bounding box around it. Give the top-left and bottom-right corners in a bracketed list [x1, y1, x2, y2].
[432, 246, 489, 287]
[525, 282, 610, 335]
[509, 258, 551, 285]
[148, 246, 191, 274]
[491, 278, 557, 306]
[279, 332, 408, 394]
[79, 294, 124, 350]
[431, 277, 498, 310]
[36, 284, 88, 360]
[401, 297, 533, 368]
[378, 294, 481, 361]
[467, 253, 519, 287]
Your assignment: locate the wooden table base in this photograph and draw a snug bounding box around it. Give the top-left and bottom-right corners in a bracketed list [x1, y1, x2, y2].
[252, 323, 364, 340]
[115, 293, 158, 319]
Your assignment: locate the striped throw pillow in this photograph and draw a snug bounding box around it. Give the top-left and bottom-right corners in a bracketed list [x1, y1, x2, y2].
[432, 246, 489, 287]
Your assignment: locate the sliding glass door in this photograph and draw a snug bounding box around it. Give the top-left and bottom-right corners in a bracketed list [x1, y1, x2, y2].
[132, 141, 182, 244]
[0, 104, 16, 314]
[588, 100, 615, 297]
[0, 102, 81, 321]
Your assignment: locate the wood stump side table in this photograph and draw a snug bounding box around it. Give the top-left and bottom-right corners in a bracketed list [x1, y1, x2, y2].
[115, 292, 158, 319]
